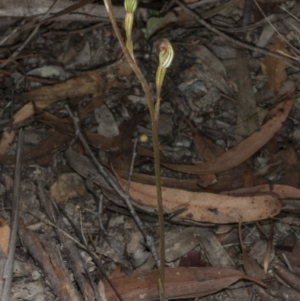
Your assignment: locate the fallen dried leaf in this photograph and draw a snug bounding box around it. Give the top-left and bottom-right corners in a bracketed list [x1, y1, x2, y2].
[222, 184, 300, 199]
[238, 222, 272, 300]
[263, 35, 290, 94]
[183, 116, 218, 186]
[0, 74, 103, 154]
[269, 145, 299, 187]
[179, 249, 207, 268]
[0, 130, 71, 165]
[277, 240, 300, 268]
[39, 111, 114, 151]
[102, 267, 264, 301]
[162, 98, 295, 174]
[116, 175, 281, 224]
[165, 227, 201, 263]
[274, 265, 300, 293]
[263, 227, 273, 273]
[239, 221, 265, 280]
[0, 218, 10, 256]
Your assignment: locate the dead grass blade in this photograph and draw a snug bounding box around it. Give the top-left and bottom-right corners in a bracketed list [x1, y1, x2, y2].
[162, 98, 295, 174]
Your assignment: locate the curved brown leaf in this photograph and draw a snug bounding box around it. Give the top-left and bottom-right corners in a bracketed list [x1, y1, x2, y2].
[222, 184, 300, 199]
[0, 218, 10, 256]
[162, 99, 295, 174]
[116, 176, 281, 224]
[103, 267, 265, 301]
[0, 74, 103, 154]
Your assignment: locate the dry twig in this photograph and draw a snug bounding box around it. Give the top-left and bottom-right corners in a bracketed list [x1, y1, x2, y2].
[65, 106, 159, 267]
[0, 129, 24, 301]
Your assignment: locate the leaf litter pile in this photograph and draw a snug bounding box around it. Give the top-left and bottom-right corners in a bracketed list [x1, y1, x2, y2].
[0, 0, 300, 300]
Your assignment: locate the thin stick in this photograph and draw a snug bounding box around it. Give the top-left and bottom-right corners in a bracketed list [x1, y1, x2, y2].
[65, 106, 160, 267]
[1, 129, 24, 301]
[97, 194, 107, 234]
[103, 1, 166, 293]
[126, 135, 138, 195]
[0, 0, 63, 68]
[173, 0, 298, 65]
[55, 204, 124, 301]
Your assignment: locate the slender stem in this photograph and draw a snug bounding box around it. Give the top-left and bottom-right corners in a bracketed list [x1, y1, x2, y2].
[104, 0, 165, 296]
[1, 129, 24, 301]
[104, 1, 155, 119]
[125, 12, 135, 59]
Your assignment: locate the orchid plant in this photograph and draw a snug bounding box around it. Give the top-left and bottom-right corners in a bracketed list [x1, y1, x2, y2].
[104, 0, 174, 299]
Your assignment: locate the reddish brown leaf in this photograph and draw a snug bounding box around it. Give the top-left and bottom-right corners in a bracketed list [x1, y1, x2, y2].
[262, 35, 290, 94]
[0, 218, 10, 256]
[103, 267, 264, 301]
[116, 174, 281, 224]
[263, 230, 273, 273]
[179, 250, 208, 268]
[117, 165, 249, 193]
[269, 145, 299, 187]
[239, 221, 265, 280]
[0, 130, 71, 165]
[0, 74, 103, 154]
[274, 265, 300, 293]
[183, 116, 219, 186]
[222, 184, 300, 199]
[277, 240, 300, 268]
[39, 111, 114, 151]
[162, 99, 294, 174]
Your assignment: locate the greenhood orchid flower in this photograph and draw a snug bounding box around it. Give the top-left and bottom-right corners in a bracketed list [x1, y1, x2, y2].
[155, 39, 174, 118]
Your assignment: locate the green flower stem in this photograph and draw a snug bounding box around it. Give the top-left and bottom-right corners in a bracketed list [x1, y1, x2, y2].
[125, 12, 134, 59]
[103, 0, 165, 298]
[155, 66, 166, 122]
